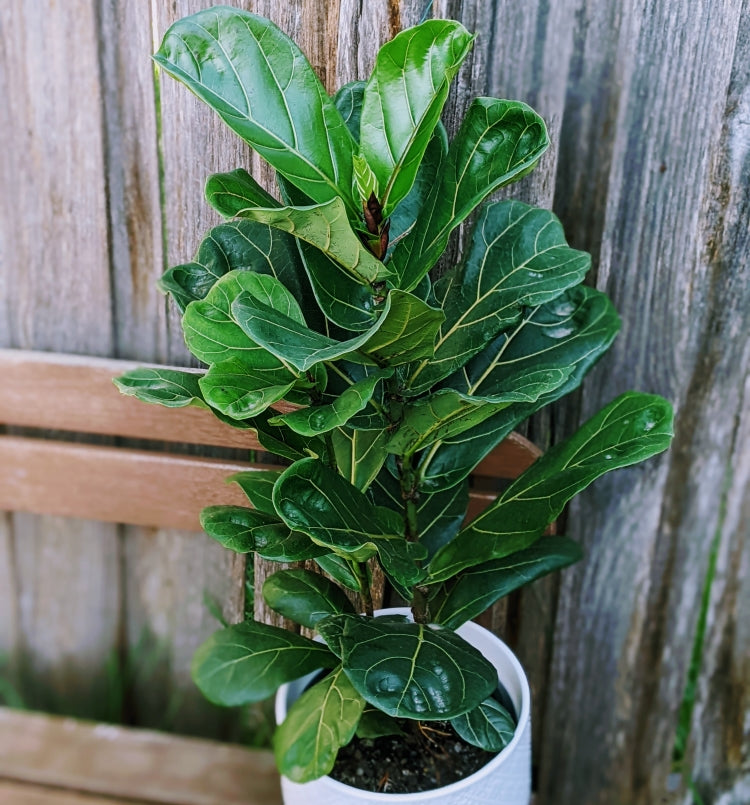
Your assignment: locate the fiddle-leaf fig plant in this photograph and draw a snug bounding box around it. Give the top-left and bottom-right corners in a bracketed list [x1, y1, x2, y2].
[115, 6, 674, 787]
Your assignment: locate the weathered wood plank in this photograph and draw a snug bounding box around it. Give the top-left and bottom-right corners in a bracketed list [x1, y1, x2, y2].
[679, 8, 750, 801]
[108, 0, 253, 734]
[534, 2, 748, 804]
[0, 437, 254, 530]
[0, 781, 142, 805]
[0, 0, 121, 720]
[0, 349, 268, 449]
[0, 707, 282, 805]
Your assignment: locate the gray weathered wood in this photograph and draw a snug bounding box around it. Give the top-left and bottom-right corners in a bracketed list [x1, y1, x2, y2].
[0, 0, 121, 719]
[121, 0, 254, 736]
[678, 6, 750, 802]
[527, 2, 749, 804]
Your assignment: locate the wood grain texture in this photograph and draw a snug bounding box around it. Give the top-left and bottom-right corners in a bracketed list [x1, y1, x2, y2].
[0, 782, 142, 805]
[530, 2, 749, 804]
[118, 0, 255, 730]
[0, 707, 282, 805]
[678, 7, 750, 801]
[0, 0, 121, 720]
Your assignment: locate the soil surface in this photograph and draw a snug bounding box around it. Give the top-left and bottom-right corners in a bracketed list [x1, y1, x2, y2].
[329, 719, 498, 794]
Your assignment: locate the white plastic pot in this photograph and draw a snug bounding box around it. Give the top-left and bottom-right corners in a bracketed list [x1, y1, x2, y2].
[274, 608, 531, 805]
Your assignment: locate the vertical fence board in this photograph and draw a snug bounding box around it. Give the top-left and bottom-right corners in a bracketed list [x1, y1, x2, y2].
[0, 0, 121, 718]
[681, 8, 750, 801]
[121, 0, 256, 737]
[534, 2, 747, 803]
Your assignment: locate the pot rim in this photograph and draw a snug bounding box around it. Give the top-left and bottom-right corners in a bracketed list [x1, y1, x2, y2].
[274, 607, 531, 801]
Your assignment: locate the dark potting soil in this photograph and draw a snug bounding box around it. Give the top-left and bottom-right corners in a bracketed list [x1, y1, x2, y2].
[329, 719, 497, 794]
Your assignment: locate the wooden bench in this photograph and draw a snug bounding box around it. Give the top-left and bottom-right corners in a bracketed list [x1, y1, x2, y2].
[0, 347, 541, 804]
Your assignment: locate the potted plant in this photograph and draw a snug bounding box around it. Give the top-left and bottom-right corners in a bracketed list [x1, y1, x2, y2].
[115, 7, 673, 803]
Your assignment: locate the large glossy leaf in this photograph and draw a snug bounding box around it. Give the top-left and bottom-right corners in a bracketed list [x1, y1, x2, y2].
[427, 393, 674, 582]
[360, 20, 474, 215]
[317, 615, 496, 720]
[431, 537, 584, 628]
[407, 201, 590, 393]
[387, 124, 448, 253]
[251, 408, 326, 463]
[390, 98, 550, 291]
[355, 707, 404, 739]
[205, 168, 280, 218]
[276, 172, 379, 333]
[274, 666, 365, 783]
[270, 371, 391, 436]
[182, 270, 303, 368]
[232, 289, 443, 372]
[191, 620, 334, 706]
[200, 505, 325, 562]
[155, 8, 358, 214]
[233, 199, 390, 284]
[314, 554, 361, 592]
[371, 471, 468, 559]
[273, 459, 426, 595]
[199, 357, 298, 419]
[419, 286, 621, 491]
[387, 377, 569, 457]
[450, 697, 516, 752]
[228, 469, 282, 515]
[263, 569, 355, 628]
[331, 426, 391, 492]
[334, 81, 365, 141]
[157, 219, 316, 325]
[113, 367, 208, 409]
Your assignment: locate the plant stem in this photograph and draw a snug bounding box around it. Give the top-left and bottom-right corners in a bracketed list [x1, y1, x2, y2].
[352, 561, 373, 616]
[399, 453, 429, 624]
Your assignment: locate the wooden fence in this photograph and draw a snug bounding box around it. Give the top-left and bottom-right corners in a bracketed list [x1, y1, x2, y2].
[1, 1, 747, 804]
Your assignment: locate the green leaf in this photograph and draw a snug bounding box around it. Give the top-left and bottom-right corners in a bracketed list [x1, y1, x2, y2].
[407, 200, 591, 393]
[200, 505, 280, 553]
[387, 124, 448, 251]
[199, 358, 298, 420]
[275, 172, 379, 333]
[391, 97, 550, 292]
[274, 666, 365, 783]
[360, 20, 474, 215]
[271, 371, 391, 436]
[113, 367, 208, 409]
[353, 154, 379, 202]
[191, 620, 335, 706]
[263, 569, 355, 628]
[317, 615, 496, 720]
[427, 393, 674, 582]
[228, 470, 282, 515]
[232, 289, 443, 372]
[431, 537, 584, 628]
[334, 81, 365, 141]
[273, 459, 426, 595]
[314, 554, 361, 592]
[205, 168, 280, 218]
[182, 270, 304, 367]
[387, 375, 569, 457]
[355, 708, 405, 739]
[200, 505, 325, 562]
[419, 285, 621, 491]
[155, 8, 358, 215]
[371, 471, 468, 560]
[251, 408, 326, 462]
[233, 199, 389, 284]
[157, 219, 316, 325]
[450, 697, 516, 752]
[331, 427, 391, 492]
